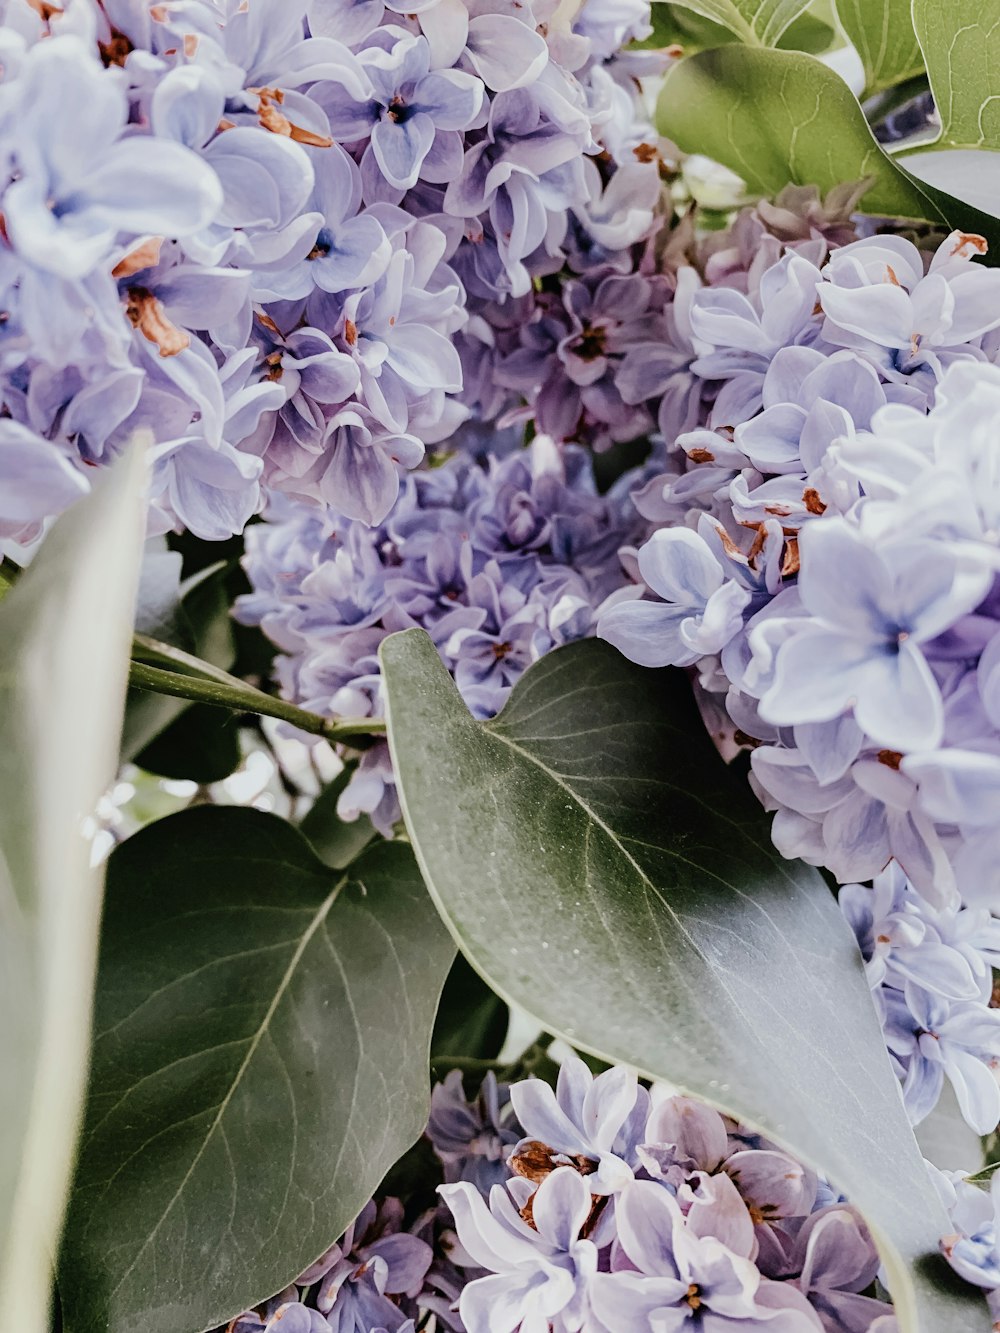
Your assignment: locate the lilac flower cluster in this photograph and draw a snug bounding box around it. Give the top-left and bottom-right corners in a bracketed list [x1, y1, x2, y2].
[433, 1057, 891, 1332]
[227, 1195, 430, 1333]
[0, 0, 663, 551]
[597, 229, 1000, 1133]
[841, 864, 1000, 1134]
[223, 1059, 895, 1332]
[937, 1165, 1000, 1327]
[237, 435, 649, 831]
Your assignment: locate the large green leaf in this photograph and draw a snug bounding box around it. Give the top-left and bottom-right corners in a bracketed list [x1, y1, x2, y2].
[658, 0, 812, 46]
[898, 1, 1000, 218]
[0, 453, 147, 1333]
[380, 631, 989, 1333]
[299, 765, 377, 870]
[834, 0, 924, 96]
[59, 808, 454, 1333]
[657, 44, 1000, 247]
[642, 2, 838, 54]
[122, 561, 236, 762]
[912, 0, 1000, 147]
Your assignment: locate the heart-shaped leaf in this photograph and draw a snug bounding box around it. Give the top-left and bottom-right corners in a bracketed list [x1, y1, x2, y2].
[0, 452, 146, 1333]
[657, 44, 1000, 248]
[380, 630, 990, 1333]
[899, 1, 1000, 217]
[656, 0, 812, 46]
[912, 0, 1000, 148]
[59, 808, 454, 1333]
[834, 0, 924, 96]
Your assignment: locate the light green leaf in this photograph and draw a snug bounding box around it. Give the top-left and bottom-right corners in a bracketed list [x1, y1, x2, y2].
[644, 0, 841, 54]
[658, 0, 812, 46]
[657, 44, 922, 208]
[898, 1, 1000, 218]
[59, 808, 454, 1333]
[657, 44, 1000, 247]
[912, 0, 1000, 147]
[0, 452, 147, 1333]
[965, 1161, 1000, 1188]
[834, 0, 924, 95]
[380, 631, 990, 1333]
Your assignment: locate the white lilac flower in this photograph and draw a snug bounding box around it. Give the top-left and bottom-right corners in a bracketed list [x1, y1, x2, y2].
[754, 518, 990, 754]
[598, 525, 752, 669]
[818, 232, 1000, 391]
[238, 436, 649, 831]
[1, 0, 656, 546]
[440, 1167, 601, 1333]
[509, 1056, 649, 1195]
[590, 1179, 823, 1331]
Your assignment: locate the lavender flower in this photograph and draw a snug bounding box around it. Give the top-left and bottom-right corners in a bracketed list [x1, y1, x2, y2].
[941, 1170, 1000, 1291]
[590, 1180, 823, 1331]
[238, 437, 647, 830]
[441, 1167, 601, 1333]
[428, 1070, 521, 1193]
[299, 1197, 432, 1333]
[0, 0, 656, 546]
[509, 1055, 649, 1195]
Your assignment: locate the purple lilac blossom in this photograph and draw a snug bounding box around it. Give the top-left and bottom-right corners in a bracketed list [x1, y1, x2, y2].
[236, 435, 650, 831]
[433, 1062, 893, 1332]
[428, 1070, 522, 1193]
[223, 1196, 428, 1333]
[597, 232, 1000, 1140]
[0, 0, 664, 554]
[217, 1067, 904, 1331]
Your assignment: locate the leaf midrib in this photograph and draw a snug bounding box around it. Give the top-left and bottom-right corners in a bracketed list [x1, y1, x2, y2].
[95, 871, 348, 1310]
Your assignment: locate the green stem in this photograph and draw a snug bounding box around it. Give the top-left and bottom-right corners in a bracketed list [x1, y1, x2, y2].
[131, 631, 250, 685]
[127, 661, 385, 746]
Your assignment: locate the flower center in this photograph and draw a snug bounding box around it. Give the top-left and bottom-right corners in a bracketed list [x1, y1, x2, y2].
[386, 94, 414, 124]
[308, 227, 335, 261]
[125, 288, 189, 358]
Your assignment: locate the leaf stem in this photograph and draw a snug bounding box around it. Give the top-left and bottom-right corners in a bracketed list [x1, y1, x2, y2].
[128, 661, 385, 746]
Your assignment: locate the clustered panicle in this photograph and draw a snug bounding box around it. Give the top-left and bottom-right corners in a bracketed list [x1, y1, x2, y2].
[591, 227, 1000, 1136]
[8, 3, 1000, 1325]
[225, 1057, 910, 1332]
[0, 0, 664, 549]
[240, 201, 1000, 1138]
[236, 435, 652, 831]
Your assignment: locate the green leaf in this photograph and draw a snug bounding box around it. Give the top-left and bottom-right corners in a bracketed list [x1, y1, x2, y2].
[638, 2, 737, 50]
[641, 3, 837, 55]
[122, 562, 236, 762]
[135, 701, 242, 784]
[0, 452, 147, 1333]
[912, 0, 1000, 148]
[778, 6, 839, 54]
[656, 0, 812, 46]
[432, 954, 509, 1065]
[380, 631, 990, 1333]
[834, 0, 924, 96]
[896, 1, 1000, 219]
[59, 808, 454, 1333]
[656, 44, 1000, 247]
[299, 766, 377, 870]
